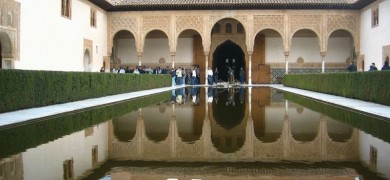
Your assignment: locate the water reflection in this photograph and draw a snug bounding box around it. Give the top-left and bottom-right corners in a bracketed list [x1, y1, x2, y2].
[1, 87, 389, 180]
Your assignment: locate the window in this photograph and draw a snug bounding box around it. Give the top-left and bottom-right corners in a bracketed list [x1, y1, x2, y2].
[237, 23, 244, 33]
[371, 6, 379, 27]
[63, 159, 74, 180]
[225, 23, 232, 34]
[90, 9, 96, 27]
[212, 23, 221, 34]
[61, 0, 71, 18]
[6, 12, 12, 27]
[369, 146, 377, 169]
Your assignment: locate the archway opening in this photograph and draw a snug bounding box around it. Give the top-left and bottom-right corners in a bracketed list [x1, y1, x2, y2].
[144, 30, 169, 69]
[212, 88, 245, 130]
[0, 40, 2, 69]
[83, 49, 91, 72]
[328, 29, 354, 71]
[112, 30, 136, 69]
[212, 40, 245, 82]
[0, 32, 13, 69]
[290, 29, 320, 73]
[177, 29, 203, 84]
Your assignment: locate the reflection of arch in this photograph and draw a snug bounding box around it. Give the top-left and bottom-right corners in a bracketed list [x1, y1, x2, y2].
[327, 118, 353, 142]
[0, 32, 12, 59]
[212, 88, 245, 130]
[113, 112, 138, 142]
[83, 49, 91, 72]
[290, 115, 320, 142]
[212, 40, 245, 81]
[143, 106, 170, 142]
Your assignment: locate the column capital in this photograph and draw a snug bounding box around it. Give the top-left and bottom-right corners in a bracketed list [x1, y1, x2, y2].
[247, 51, 253, 56]
[320, 51, 327, 57]
[284, 51, 290, 58]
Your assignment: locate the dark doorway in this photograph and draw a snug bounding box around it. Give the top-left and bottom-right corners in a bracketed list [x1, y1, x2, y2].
[212, 40, 245, 82]
[0, 41, 2, 69]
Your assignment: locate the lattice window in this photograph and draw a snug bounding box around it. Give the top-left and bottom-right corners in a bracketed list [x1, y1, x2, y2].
[90, 9, 96, 27]
[213, 23, 221, 34]
[92, 146, 98, 167]
[226, 23, 232, 34]
[237, 23, 244, 33]
[371, 6, 379, 27]
[369, 145, 377, 169]
[61, 0, 71, 18]
[63, 159, 74, 180]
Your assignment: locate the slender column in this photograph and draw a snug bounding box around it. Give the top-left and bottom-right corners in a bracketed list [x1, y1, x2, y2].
[321, 52, 326, 73]
[137, 53, 142, 66]
[248, 51, 253, 85]
[205, 52, 209, 85]
[171, 53, 176, 68]
[284, 51, 290, 74]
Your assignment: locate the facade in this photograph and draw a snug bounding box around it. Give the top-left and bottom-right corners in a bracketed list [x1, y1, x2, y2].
[0, 0, 389, 83]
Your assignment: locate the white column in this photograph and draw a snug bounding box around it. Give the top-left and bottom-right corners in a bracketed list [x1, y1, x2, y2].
[171, 53, 176, 68]
[284, 51, 289, 74]
[321, 52, 326, 73]
[248, 51, 253, 85]
[205, 53, 209, 85]
[137, 53, 142, 66]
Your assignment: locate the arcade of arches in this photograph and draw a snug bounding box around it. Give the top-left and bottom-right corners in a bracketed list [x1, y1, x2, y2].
[109, 10, 359, 84]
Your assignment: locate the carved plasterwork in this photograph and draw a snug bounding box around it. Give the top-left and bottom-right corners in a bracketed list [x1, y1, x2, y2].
[142, 16, 170, 35]
[110, 16, 138, 37]
[327, 15, 357, 36]
[176, 15, 203, 35]
[253, 15, 284, 36]
[290, 15, 321, 36]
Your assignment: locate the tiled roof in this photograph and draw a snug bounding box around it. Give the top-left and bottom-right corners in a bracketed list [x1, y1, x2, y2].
[89, 0, 375, 11]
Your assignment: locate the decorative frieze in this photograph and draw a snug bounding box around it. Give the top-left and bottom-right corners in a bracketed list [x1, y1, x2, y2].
[176, 16, 203, 34]
[327, 15, 358, 36]
[142, 16, 170, 34]
[110, 16, 138, 36]
[289, 15, 321, 35]
[253, 15, 284, 35]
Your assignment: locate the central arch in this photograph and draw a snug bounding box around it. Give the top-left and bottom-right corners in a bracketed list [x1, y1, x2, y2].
[212, 40, 245, 82]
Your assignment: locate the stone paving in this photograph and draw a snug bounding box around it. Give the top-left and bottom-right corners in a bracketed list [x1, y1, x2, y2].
[0, 84, 389, 128]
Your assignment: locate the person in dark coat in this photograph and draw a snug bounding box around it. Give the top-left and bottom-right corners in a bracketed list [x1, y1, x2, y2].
[381, 58, 390, 70]
[239, 67, 245, 84]
[368, 63, 378, 71]
[347, 62, 357, 72]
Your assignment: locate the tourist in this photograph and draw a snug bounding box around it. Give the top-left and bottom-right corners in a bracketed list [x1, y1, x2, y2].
[100, 67, 105, 72]
[381, 58, 390, 70]
[239, 67, 245, 84]
[191, 67, 197, 85]
[196, 66, 200, 85]
[368, 63, 377, 71]
[228, 67, 235, 84]
[214, 68, 219, 84]
[207, 67, 213, 85]
[176, 67, 182, 85]
[347, 62, 357, 72]
[170, 68, 176, 87]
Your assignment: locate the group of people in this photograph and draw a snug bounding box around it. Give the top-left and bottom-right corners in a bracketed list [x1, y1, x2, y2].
[348, 57, 390, 72]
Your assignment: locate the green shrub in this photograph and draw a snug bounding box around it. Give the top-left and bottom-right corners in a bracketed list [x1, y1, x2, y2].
[0, 69, 170, 113]
[283, 71, 390, 106]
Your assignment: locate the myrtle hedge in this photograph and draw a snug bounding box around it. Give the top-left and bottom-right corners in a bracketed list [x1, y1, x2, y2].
[283, 71, 390, 106]
[0, 69, 170, 113]
[0, 92, 170, 159]
[284, 92, 390, 144]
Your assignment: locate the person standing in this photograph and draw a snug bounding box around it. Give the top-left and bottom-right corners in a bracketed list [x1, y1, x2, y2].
[170, 68, 176, 87]
[347, 62, 357, 72]
[176, 67, 182, 85]
[381, 58, 390, 70]
[196, 66, 200, 85]
[191, 67, 197, 85]
[239, 67, 245, 84]
[368, 63, 378, 71]
[100, 67, 105, 72]
[213, 68, 219, 84]
[207, 67, 213, 85]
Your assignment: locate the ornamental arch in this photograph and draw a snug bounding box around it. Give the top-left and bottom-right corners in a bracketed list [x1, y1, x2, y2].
[326, 29, 354, 66]
[176, 29, 203, 70]
[112, 30, 137, 68]
[290, 29, 321, 70]
[142, 30, 170, 67]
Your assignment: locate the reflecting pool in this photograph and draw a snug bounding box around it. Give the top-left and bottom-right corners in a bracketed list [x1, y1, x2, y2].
[0, 87, 389, 180]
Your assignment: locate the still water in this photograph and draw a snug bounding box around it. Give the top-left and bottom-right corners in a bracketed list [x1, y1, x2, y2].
[0, 87, 389, 180]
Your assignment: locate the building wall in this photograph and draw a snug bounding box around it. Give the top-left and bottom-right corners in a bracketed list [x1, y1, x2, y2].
[360, 0, 390, 71]
[14, 0, 107, 72]
[22, 122, 109, 179]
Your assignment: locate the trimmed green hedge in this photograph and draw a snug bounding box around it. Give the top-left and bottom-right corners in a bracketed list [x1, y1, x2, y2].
[283, 71, 390, 106]
[0, 92, 170, 159]
[284, 92, 390, 143]
[0, 69, 170, 113]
